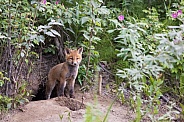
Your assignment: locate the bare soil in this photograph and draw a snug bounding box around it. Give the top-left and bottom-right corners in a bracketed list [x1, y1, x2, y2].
[1, 92, 135, 122]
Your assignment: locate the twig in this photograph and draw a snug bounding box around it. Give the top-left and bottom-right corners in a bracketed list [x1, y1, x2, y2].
[160, 95, 182, 113]
[6, 0, 13, 96]
[80, 94, 84, 109]
[39, 42, 43, 80]
[85, 29, 93, 82]
[98, 74, 102, 95]
[99, 62, 115, 76]
[84, 3, 94, 83]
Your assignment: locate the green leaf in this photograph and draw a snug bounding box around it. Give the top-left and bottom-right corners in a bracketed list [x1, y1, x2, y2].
[91, 0, 99, 8]
[50, 29, 61, 37]
[48, 21, 63, 26]
[180, 103, 184, 115]
[135, 96, 142, 122]
[83, 33, 90, 40]
[59, 115, 64, 120]
[107, 29, 115, 33]
[97, 6, 110, 15]
[7, 103, 12, 109]
[109, 19, 122, 27]
[25, 59, 29, 65]
[0, 35, 7, 39]
[45, 31, 56, 37]
[0, 80, 4, 86]
[66, 28, 75, 34]
[38, 25, 52, 30]
[98, 0, 103, 3]
[21, 51, 25, 57]
[38, 35, 45, 43]
[81, 17, 90, 25]
[47, 9, 53, 14]
[0, 72, 3, 78]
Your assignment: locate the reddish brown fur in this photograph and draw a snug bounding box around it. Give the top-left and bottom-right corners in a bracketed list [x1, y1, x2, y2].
[45, 47, 83, 99]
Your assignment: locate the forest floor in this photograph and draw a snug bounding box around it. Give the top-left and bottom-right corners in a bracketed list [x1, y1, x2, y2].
[1, 90, 135, 122]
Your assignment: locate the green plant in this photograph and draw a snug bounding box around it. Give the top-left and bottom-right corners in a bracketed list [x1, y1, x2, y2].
[79, 0, 110, 82]
[154, 11, 184, 103]
[84, 94, 117, 122]
[59, 110, 72, 122]
[77, 64, 92, 86]
[12, 82, 31, 109]
[0, 72, 12, 113]
[0, 72, 31, 112]
[0, 95, 12, 113]
[43, 44, 56, 54]
[113, 5, 182, 120]
[84, 103, 104, 122]
[0, 0, 40, 112]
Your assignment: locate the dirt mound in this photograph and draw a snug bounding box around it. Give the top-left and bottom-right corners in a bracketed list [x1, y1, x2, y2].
[55, 97, 85, 111]
[1, 93, 135, 122]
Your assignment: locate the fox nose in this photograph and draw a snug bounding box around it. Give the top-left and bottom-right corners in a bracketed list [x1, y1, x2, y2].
[73, 62, 77, 66]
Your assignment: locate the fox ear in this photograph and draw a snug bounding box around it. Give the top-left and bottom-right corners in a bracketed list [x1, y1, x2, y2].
[64, 48, 71, 55]
[77, 47, 83, 54]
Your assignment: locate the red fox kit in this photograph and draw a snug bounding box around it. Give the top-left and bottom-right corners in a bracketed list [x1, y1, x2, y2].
[45, 47, 83, 99]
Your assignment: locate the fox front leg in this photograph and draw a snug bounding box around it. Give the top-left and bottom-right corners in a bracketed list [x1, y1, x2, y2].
[57, 80, 66, 97]
[68, 79, 75, 98]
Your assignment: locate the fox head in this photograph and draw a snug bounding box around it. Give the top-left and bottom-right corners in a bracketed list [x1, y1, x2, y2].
[64, 47, 83, 66]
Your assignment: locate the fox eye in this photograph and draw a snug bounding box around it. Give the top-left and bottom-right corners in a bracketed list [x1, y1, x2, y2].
[77, 57, 79, 60]
[69, 57, 73, 60]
